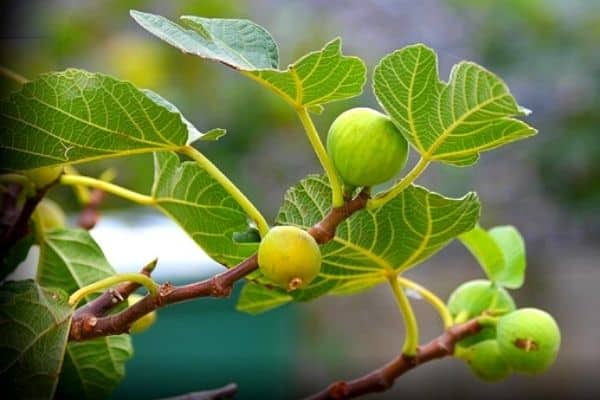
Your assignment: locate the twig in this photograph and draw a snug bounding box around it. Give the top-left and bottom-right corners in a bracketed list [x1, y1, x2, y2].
[69, 190, 370, 341]
[159, 383, 238, 400]
[305, 318, 482, 400]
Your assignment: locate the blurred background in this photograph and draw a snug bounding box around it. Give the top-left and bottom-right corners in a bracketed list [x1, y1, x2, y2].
[1, 0, 599, 398]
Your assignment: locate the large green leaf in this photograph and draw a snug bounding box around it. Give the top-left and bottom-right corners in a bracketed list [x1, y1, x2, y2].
[237, 175, 480, 313]
[0, 69, 204, 171]
[235, 282, 293, 315]
[0, 280, 72, 399]
[373, 44, 536, 166]
[131, 11, 366, 109]
[36, 228, 134, 399]
[56, 335, 133, 400]
[152, 152, 258, 266]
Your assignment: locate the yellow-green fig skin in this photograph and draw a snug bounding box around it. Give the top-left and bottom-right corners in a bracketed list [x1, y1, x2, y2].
[448, 279, 516, 320]
[327, 107, 409, 187]
[461, 339, 512, 382]
[497, 308, 561, 375]
[128, 294, 157, 334]
[257, 226, 322, 291]
[23, 166, 63, 188]
[33, 198, 66, 231]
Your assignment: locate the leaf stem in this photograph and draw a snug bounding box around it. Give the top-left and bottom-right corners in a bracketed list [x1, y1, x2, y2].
[68, 273, 158, 307]
[367, 157, 430, 209]
[296, 107, 344, 207]
[180, 146, 270, 237]
[397, 276, 453, 329]
[388, 275, 419, 356]
[0, 65, 28, 85]
[60, 174, 155, 206]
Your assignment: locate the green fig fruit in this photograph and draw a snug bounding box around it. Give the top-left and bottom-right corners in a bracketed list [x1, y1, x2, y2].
[448, 279, 516, 320]
[128, 294, 157, 334]
[23, 166, 63, 188]
[257, 226, 321, 291]
[326, 107, 409, 187]
[459, 339, 512, 382]
[33, 198, 66, 231]
[497, 308, 561, 375]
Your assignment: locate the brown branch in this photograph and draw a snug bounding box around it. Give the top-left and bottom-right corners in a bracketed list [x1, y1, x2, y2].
[72, 259, 157, 320]
[305, 318, 482, 400]
[78, 188, 106, 230]
[160, 383, 238, 400]
[69, 190, 370, 341]
[1, 184, 48, 258]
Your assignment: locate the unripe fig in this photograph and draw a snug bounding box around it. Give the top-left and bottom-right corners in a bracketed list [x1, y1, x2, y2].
[128, 294, 157, 334]
[448, 279, 516, 320]
[23, 166, 63, 188]
[460, 339, 512, 382]
[326, 107, 409, 187]
[497, 308, 561, 375]
[257, 226, 321, 291]
[33, 198, 66, 231]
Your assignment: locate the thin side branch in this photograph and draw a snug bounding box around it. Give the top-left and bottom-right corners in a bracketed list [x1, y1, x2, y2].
[78, 188, 106, 229]
[161, 383, 238, 400]
[305, 318, 482, 400]
[69, 190, 370, 341]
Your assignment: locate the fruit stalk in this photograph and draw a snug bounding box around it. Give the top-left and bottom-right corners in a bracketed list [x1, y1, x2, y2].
[389, 275, 419, 356]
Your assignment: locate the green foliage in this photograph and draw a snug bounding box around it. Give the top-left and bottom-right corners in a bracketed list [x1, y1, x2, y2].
[36, 228, 134, 399]
[0, 9, 553, 398]
[0, 281, 72, 399]
[130, 11, 367, 111]
[152, 152, 258, 266]
[0, 69, 203, 171]
[237, 175, 480, 313]
[373, 44, 536, 166]
[460, 225, 526, 288]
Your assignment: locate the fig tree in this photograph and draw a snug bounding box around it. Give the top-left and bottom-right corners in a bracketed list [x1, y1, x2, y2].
[459, 339, 512, 382]
[326, 107, 409, 187]
[257, 225, 321, 291]
[497, 308, 561, 375]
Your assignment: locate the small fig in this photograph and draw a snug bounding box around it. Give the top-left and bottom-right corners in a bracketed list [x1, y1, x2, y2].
[448, 279, 516, 320]
[459, 339, 512, 382]
[128, 294, 157, 334]
[497, 308, 560, 375]
[326, 107, 409, 187]
[33, 198, 66, 231]
[23, 166, 63, 188]
[257, 226, 321, 291]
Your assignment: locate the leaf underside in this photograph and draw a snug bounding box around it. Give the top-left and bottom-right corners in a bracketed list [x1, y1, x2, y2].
[0, 69, 208, 171]
[131, 10, 366, 109]
[152, 152, 258, 266]
[0, 280, 72, 399]
[36, 228, 134, 399]
[373, 44, 537, 166]
[237, 175, 480, 314]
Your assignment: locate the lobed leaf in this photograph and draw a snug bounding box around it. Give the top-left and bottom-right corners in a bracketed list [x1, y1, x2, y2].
[373, 44, 536, 166]
[0, 69, 209, 171]
[235, 282, 293, 315]
[36, 228, 134, 399]
[0, 280, 72, 399]
[237, 175, 480, 313]
[152, 152, 258, 266]
[131, 11, 366, 109]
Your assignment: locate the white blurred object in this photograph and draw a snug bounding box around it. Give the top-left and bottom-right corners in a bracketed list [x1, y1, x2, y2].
[5, 209, 226, 283]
